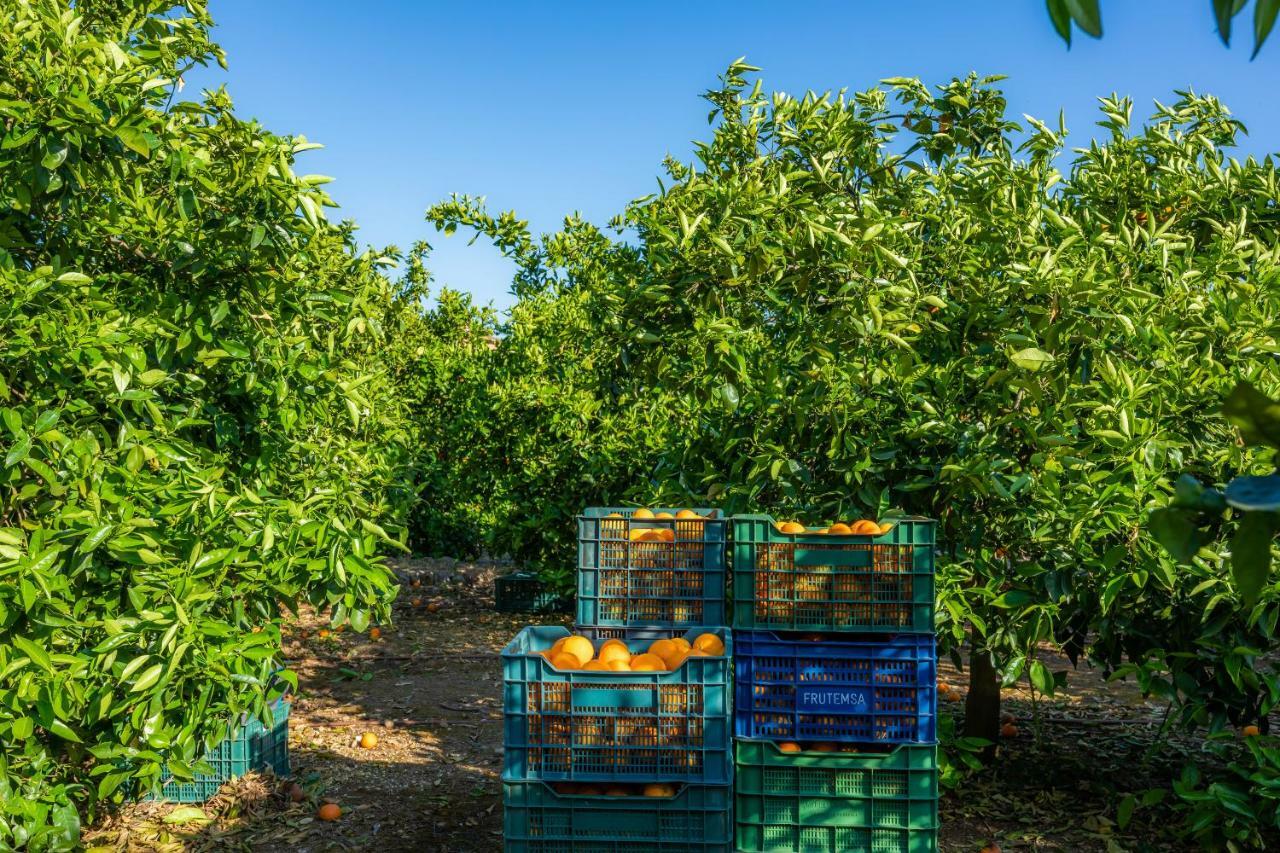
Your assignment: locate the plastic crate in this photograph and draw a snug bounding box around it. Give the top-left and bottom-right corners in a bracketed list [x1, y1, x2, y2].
[577, 507, 727, 629]
[734, 739, 937, 853]
[504, 780, 732, 852]
[734, 630, 936, 744]
[496, 572, 572, 614]
[150, 699, 291, 802]
[502, 626, 732, 784]
[731, 515, 935, 633]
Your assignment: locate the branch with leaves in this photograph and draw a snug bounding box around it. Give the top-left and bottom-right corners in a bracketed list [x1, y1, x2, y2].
[1047, 0, 1279, 58]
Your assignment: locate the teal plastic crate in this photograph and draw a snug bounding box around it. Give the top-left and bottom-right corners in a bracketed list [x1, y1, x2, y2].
[734, 739, 938, 853]
[149, 699, 291, 802]
[504, 780, 732, 852]
[577, 507, 726, 629]
[731, 515, 935, 633]
[502, 626, 732, 784]
[496, 572, 571, 614]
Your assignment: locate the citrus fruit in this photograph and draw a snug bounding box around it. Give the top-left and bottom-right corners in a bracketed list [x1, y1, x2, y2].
[655, 528, 675, 542]
[779, 521, 806, 534]
[692, 632, 724, 656]
[643, 783, 675, 798]
[1000, 722, 1019, 738]
[359, 732, 378, 749]
[606, 659, 632, 671]
[777, 741, 801, 753]
[582, 660, 610, 670]
[317, 628, 330, 639]
[654, 511, 674, 519]
[369, 627, 381, 640]
[671, 637, 691, 654]
[648, 638, 677, 660]
[878, 521, 895, 534]
[550, 652, 582, 670]
[828, 522, 853, 535]
[629, 653, 665, 671]
[632, 508, 655, 519]
[676, 509, 701, 519]
[317, 803, 341, 821]
[288, 782, 306, 802]
[811, 742, 837, 752]
[1243, 724, 1262, 737]
[597, 643, 631, 666]
[561, 635, 595, 666]
[850, 519, 881, 535]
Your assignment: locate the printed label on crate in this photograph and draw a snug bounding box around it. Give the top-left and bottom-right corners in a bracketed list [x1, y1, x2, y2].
[795, 686, 869, 713]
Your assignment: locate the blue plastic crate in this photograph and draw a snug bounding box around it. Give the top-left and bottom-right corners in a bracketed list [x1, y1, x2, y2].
[502, 626, 732, 784]
[504, 780, 732, 852]
[577, 508, 727, 630]
[149, 698, 291, 802]
[734, 631, 936, 744]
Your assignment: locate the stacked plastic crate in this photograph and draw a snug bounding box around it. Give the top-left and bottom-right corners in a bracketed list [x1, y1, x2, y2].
[731, 515, 939, 853]
[500, 508, 734, 852]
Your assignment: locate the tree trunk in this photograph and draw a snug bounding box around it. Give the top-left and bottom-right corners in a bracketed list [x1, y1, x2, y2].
[965, 647, 1001, 759]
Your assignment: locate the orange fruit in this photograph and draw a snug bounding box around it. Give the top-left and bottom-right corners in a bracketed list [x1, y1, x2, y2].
[629, 528, 648, 541]
[582, 660, 610, 670]
[777, 742, 802, 753]
[980, 845, 1002, 853]
[648, 638, 677, 660]
[671, 637, 691, 653]
[411, 578, 421, 588]
[1243, 725, 1262, 737]
[655, 528, 676, 543]
[426, 601, 441, 613]
[597, 644, 631, 666]
[828, 522, 853, 535]
[317, 628, 331, 639]
[607, 659, 632, 671]
[359, 732, 378, 749]
[676, 509, 701, 519]
[288, 782, 306, 803]
[654, 511, 674, 519]
[632, 508, 655, 519]
[878, 522, 895, 534]
[561, 635, 596, 666]
[369, 627, 381, 640]
[550, 652, 583, 670]
[779, 521, 806, 534]
[850, 520, 881, 535]
[639, 529, 666, 543]
[1000, 723, 1019, 738]
[410, 598, 422, 608]
[629, 653, 666, 671]
[317, 803, 341, 821]
[810, 742, 837, 752]
[692, 632, 724, 656]
[643, 783, 675, 798]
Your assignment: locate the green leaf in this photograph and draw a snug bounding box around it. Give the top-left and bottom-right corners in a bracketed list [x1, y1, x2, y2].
[1149, 507, 1201, 562]
[1256, 0, 1280, 57]
[1230, 510, 1277, 610]
[1029, 659, 1055, 696]
[1223, 381, 1280, 447]
[1213, 0, 1238, 46]
[12, 635, 54, 673]
[78, 524, 114, 554]
[48, 718, 81, 742]
[1117, 793, 1136, 829]
[116, 126, 152, 158]
[1046, 0, 1072, 45]
[1064, 0, 1102, 37]
[130, 662, 165, 693]
[1010, 348, 1055, 371]
[5, 431, 31, 467]
[56, 271, 91, 284]
[163, 807, 210, 825]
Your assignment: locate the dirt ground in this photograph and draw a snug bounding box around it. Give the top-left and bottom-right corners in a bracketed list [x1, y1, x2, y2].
[83, 556, 1244, 852]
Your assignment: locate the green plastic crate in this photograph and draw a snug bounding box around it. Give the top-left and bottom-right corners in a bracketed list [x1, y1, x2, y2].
[149, 699, 291, 802]
[734, 739, 938, 853]
[731, 515, 936, 633]
[497, 572, 571, 614]
[503, 780, 732, 852]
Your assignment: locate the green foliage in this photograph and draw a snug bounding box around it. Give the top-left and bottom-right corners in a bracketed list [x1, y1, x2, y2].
[1173, 736, 1280, 847]
[0, 1, 411, 845]
[1046, 0, 1280, 58]
[428, 60, 1280, 847]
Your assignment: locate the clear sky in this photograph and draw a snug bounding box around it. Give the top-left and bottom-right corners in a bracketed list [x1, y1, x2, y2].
[192, 1, 1280, 313]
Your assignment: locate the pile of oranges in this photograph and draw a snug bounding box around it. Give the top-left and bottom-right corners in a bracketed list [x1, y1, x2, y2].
[536, 632, 725, 671]
[549, 782, 678, 798]
[773, 519, 894, 535]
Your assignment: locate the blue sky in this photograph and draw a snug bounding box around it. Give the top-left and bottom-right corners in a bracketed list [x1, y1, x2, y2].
[194, 1, 1280, 312]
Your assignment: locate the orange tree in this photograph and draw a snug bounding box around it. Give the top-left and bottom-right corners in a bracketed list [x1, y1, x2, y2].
[0, 1, 411, 845]
[432, 62, 1280, 787]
